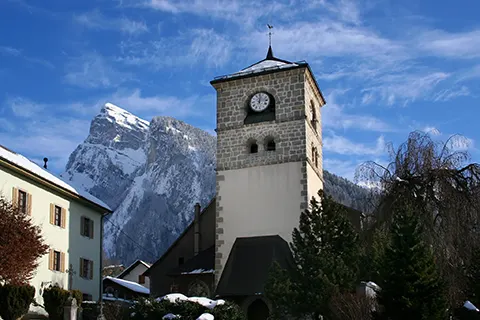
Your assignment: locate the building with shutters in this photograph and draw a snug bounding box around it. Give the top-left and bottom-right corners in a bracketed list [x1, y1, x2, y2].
[0, 145, 112, 309]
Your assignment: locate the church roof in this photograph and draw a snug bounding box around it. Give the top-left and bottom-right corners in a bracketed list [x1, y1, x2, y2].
[215, 235, 294, 297]
[167, 245, 215, 276]
[210, 46, 307, 85]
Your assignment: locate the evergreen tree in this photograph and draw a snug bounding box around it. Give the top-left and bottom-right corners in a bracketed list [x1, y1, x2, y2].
[378, 205, 448, 320]
[265, 190, 360, 319]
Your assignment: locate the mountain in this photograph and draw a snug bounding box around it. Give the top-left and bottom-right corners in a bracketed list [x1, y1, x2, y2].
[62, 103, 216, 264]
[63, 103, 370, 265]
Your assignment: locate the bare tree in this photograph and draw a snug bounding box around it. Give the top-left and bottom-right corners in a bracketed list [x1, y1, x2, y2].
[356, 131, 480, 307]
[330, 292, 377, 320]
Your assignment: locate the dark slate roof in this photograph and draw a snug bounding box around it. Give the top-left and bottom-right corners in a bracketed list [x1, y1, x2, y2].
[215, 235, 294, 297]
[143, 198, 215, 277]
[168, 245, 215, 276]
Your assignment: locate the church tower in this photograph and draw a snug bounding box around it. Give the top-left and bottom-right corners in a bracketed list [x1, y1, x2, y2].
[211, 46, 326, 293]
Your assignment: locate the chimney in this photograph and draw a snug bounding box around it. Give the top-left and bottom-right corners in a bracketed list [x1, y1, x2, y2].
[43, 157, 48, 169]
[194, 203, 201, 256]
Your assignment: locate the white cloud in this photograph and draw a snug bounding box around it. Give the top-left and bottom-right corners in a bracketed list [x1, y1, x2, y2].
[324, 134, 386, 156]
[116, 28, 232, 69]
[417, 29, 480, 59]
[0, 46, 21, 56]
[74, 10, 149, 35]
[64, 53, 133, 88]
[108, 89, 212, 119]
[322, 90, 394, 132]
[6, 96, 45, 118]
[433, 86, 470, 102]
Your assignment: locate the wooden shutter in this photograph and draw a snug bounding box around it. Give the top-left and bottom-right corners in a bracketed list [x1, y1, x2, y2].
[48, 249, 54, 270]
[61, 208, 67, 229]
[89, 260, 94, 280]
[89, 219, 94, 239]
[80, 258, 84, 278]
[12, 187, 18, 207]
[27, 193, 32, 216]
[80, 217, 85, 236]
[49, 204, 54, 225]
[60, 252, 65, 272]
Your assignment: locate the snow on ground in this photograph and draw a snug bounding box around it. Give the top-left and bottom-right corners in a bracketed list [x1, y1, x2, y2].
[196, 314, 214, 320]
[104, 276, 150, 294]
[157, 294, 225, 310]
[163, 314, 180, 319]
[464, 300, 479, 312]
[0, 145, 110, 210]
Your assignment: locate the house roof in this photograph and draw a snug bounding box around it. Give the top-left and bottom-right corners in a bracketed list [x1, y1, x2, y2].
[0, 145, 111, 212]
[143, 198, 215, 276]
[117, 259, 151, 279]
[103, 276, 150, 295]
[167, 245, 214, 276]
[215, 235, 294, 297]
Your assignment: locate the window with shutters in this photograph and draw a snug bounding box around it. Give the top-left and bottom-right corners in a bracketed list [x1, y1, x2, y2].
[80, 258, 94, 280]
[53, 251, 61, 271]
[310, 100, 317, 132]
[81, 217, 94, 238]
[18, 190, 27, 214]
[54, 206, 62, 227]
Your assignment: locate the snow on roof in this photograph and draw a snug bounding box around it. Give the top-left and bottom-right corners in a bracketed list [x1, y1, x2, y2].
[163, 314, 180, 320]
[181, 268, 214, 275]
[464, 300, 479, 311]
[117, 259, 151, 279]
[157, 294, 225, 310]
[102, 103, 149, 131]
[0, 145, 111, 211]
[104, 276, 150, 295]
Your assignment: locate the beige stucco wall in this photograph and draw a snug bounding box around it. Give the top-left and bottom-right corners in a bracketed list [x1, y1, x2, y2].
[122, 264, 150, 289]
[0, 165, 103, 305]
[216, 162, 303, 281]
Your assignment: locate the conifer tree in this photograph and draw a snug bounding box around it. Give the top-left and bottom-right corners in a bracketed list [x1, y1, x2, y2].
[266, 190, 360, 319]
[378, 205, 448, 320]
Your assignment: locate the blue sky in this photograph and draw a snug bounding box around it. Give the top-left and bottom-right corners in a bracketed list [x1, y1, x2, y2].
[0, 0, 479, 180]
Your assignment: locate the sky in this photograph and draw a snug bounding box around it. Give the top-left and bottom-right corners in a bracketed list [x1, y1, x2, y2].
[0, 0, 479, 180]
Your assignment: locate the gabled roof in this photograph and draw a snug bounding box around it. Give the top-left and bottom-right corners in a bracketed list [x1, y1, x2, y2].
[215, 235, 294, 297]
[103, 276, 150, 295]
[117, 259, 151, 279]
[0, 145, 111, 212]
[143, 198, 216, 276]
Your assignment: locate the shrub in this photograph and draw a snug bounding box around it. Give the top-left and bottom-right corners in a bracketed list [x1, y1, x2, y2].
[43, 285, 83, 320]
[0, 283, 35, 320]
[130, 297, 245, 320]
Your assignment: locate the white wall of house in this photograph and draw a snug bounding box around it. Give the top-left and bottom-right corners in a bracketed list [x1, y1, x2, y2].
[0, 166, 103, 305]
[121, 264, 150, 289]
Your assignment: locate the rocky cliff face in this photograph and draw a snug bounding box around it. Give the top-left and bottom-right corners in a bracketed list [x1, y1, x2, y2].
[63, 103, 369, 265]
[62, 103, 216, 264]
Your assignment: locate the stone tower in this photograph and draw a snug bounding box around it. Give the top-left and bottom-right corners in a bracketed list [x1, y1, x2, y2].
[210, 46, 326, 287]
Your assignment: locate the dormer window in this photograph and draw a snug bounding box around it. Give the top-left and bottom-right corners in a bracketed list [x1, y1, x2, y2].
[310, 101, 317, 132]
[265, 138, 276, 151]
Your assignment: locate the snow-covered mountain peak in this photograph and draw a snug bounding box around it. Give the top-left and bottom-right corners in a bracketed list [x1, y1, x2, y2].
[101, 102, 150, 132]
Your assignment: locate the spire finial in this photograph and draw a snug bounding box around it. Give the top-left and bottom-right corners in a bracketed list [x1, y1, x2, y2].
[267, 24, 273, 47]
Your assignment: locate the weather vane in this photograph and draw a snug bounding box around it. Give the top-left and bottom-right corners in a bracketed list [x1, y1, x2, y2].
[267, 24, 273, 47]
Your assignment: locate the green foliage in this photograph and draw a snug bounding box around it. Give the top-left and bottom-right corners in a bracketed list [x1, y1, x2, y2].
[0, 283, 35, 320]
[130, 297, 245, 320]
[378, 206, 448, 320]
[266, 190, 361, 319]
[42, 285, 83, 320]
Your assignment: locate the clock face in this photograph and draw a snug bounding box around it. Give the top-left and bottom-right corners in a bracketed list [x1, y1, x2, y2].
[250, 92, 270, 112]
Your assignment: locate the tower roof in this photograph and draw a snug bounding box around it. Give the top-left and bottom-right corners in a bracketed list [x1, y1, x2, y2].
[211, 46, 305, 84]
